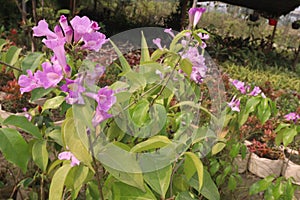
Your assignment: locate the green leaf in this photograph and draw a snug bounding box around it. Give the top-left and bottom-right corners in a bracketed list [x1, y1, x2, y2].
[249, 176, 274, 195]
[257, 98, 271, 124]
[189, 169, 220, 200]
[180, 58, 193, 77]
[110, 40, 131, 73]
[184, 152, 203, 191]
[65, 165, 90, 199]
[175, 192, 196, 200]
[104, 165, 145, 191]
[112, 182, 156, 200]
[140, 31, 150, 63]
[42, 96, 65, 112]
[3, 115, 42, 139]
[5, 46, 22, 65]
[47, 128, 63, 146]
[0, 38, 7, 52]
[130, 135, 172, 153]
[229, 143, 240, 158]
[86, 180, 100, 200]
[32, 140, 48, 172]
[0, 128, 30, 173]
[57, 9, 70, 15]
[150, 49, 167, 61]
[282, 128, 297, 146]
[126, 71, 147, 92]
[275, 123, 290, 133]
[49, 164, 72, 200]
[130, 99, 150, 127]
[143, 165, 172, 198]
[228, 175, 237, 191]
[62, 118, 92, 167]
[170, 30, 189, 52]
[211, 142, 226, 155]
[30, 87, 53, 102]
[21, 52, 43, 72]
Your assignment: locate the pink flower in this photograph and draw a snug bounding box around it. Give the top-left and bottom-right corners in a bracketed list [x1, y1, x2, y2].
[35, 62, 63, 89]
[84, 64, 105, 86]
[227, 96, 240, 112]
[181, 46, 207, 84]
[85, 87, 116, 127]
[153, 38, 163, 49]
[32, 20, 57, 39]
[86, 87, 116, 112]
[58, 151, 80, 167]
[59, 15, 73, 43]
[92, 108, 113, 127]
[61, 78, 86, 104]
[22, 107, 32, 121]
[70, 16, 93, 42]
[42, 37, 67, 69]
[188, 7, 206, 28]
[230, 79, 247, 94]
[249, 86, 262, 96]
[284, 112, 300, 123]
[82, 32, 108, 52]
[164, 28, 175, 37]
[18, 70, 41, 94]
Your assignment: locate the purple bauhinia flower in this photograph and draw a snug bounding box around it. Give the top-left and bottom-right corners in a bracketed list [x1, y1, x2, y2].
[82, 32, 108, 52]
[58, 151, 80, 167]
[190, 66, 206, 84]
[230, 79, 247, 94]
[153, 38, 163, 49]
[70, 16, 93, 42]
[22, 107, 32, 121]
[284, 112, 300, 123]
[249, 86, 262, 96]
[35, 62, 63, 89]
[84, 64, 105, 86]
[92, 108, 113, 127]
[227, 96, 240, 112]
[59, 15, 73, 43]
[85, 86, 116, 112]
[32, 19, 57, 39]
[42, 37, 67, 69]
[181, 46, 207, 84]
[164, 28, 175, 38]
[85, 87, 116, 127]
[61, 78, 86, 104]
[18, 70, 41, 94]
[198, 33, 209, 40]
[188, 7, 206, 28]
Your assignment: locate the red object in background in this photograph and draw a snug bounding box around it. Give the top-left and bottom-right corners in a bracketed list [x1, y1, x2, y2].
[268, 18, 277, 26]
[10, 28, 17, 35]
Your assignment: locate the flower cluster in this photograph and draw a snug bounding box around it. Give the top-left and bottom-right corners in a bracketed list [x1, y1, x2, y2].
[227, 79, 266, 112]
[152, 8, 208, 85]
[18, 15, 115, 127]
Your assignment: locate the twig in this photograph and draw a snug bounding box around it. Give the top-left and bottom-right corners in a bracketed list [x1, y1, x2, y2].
[169, 158, 185, 198]
[88, 132, 105, 200]
[0, 60, 22, 72]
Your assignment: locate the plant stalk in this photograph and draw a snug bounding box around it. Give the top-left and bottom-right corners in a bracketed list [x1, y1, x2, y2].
[169, 158, 185, 198]
[0, 60, 22, 72]
[88, 132, 105, 200]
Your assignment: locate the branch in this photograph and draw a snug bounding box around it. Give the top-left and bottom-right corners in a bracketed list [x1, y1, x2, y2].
[0, 61, 22, 72]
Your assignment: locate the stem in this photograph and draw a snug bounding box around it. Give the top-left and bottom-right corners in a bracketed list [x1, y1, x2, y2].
[150, 56, 181, 107]
[40, 174, 45, 200]
[0, 60, 22, 72]
[169, 158, 185, 198]
[88, 133, 104, 200]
